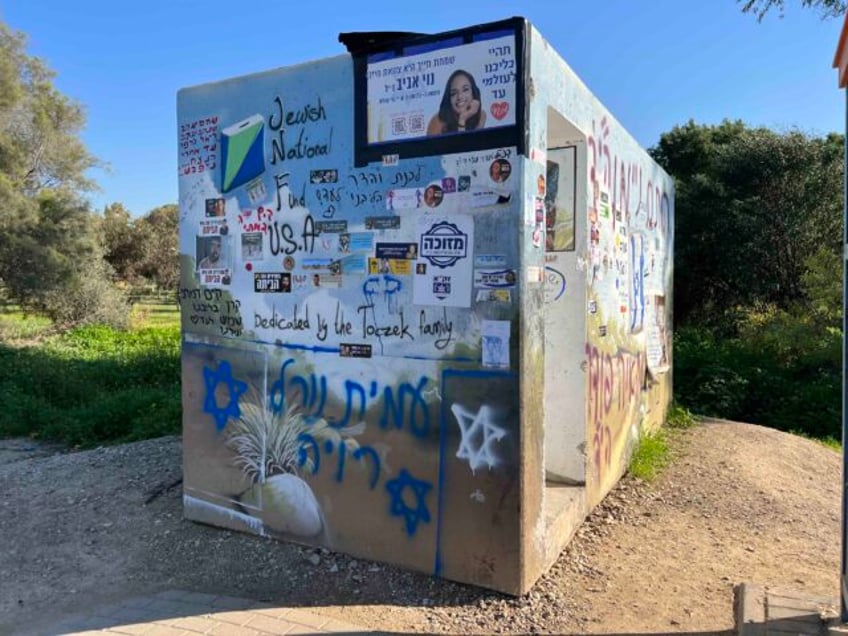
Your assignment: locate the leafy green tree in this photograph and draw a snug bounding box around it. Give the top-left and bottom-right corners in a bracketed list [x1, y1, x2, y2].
[650, 120, 843, 327]
[135, 204, 179, 291]
[0, 22, 128, 328]
[739, 0, 847, 20]
[102, 202, 144, 283]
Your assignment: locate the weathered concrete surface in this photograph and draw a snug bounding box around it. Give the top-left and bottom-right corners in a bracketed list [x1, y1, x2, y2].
[735, 583, 840, 636]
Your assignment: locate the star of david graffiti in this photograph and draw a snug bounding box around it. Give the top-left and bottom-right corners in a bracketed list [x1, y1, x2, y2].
[202, 360, 247, 431]
[385, 468, 432, 536]
[451, 404, 507, 473]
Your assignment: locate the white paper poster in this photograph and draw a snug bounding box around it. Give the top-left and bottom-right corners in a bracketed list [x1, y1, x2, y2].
[482, 320, 511, 369]
[413, 215, 474, 307]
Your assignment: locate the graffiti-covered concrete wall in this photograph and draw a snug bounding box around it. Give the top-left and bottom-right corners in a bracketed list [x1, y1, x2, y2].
[178, 28, 529, 593]
[528, 27, 675, 516]
[177, 18, 673, 595]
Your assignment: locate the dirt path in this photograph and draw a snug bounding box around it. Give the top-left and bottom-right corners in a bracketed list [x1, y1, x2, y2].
[0, 420, 840, 635]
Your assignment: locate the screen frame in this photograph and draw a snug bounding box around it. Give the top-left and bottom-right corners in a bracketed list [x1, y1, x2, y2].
[351, 17, 528, 167]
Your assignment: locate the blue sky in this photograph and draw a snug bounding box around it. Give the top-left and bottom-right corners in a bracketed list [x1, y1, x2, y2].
[1, 0, 844, 216]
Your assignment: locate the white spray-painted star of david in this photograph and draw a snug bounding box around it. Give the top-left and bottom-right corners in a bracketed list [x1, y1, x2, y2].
[450, 404, 507, 474]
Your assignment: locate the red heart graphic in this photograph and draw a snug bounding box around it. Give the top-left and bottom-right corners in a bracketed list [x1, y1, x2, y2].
[490, 101, 509, 120]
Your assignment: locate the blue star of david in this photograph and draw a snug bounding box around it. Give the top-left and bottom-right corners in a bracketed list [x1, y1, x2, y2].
[202, 360, 247, 432]
[385, 468, 432, 536]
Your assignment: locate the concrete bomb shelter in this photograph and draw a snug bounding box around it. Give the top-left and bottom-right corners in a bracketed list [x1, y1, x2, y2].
[177, 17, 674, 595]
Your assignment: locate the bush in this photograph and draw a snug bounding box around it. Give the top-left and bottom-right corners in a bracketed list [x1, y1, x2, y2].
[0, 324, 180, 447]
[38, 259, 130, 329]
[673, 307, 842, 439]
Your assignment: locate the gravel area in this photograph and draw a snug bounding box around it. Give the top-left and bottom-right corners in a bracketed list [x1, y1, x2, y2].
[0, 420, 840, 634]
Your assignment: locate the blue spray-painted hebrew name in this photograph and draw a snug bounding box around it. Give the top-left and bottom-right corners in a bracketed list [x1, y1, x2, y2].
[269, 359, 431, 437]
[297, 434, 381, 489]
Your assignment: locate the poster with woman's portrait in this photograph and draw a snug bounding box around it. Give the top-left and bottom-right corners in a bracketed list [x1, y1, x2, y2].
[366, 30, 517, 144]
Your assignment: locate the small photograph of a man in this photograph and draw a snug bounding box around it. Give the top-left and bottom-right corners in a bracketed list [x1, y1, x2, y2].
[205, 198, 225, 217]
[423, 184, 443, 208]
[197, 235, 225, 270]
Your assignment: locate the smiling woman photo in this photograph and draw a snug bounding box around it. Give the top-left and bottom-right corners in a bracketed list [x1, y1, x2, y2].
[427, 69, 486, 135]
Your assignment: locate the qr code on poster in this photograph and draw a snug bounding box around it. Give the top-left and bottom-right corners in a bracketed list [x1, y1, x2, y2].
[409, 113, 424, 133]
[392, 117, 407, 135]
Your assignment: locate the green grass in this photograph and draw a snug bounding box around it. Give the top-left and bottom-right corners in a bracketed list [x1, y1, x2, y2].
[628, 431, 670, 481]
[0, 324, 181, 448]
[817, 437, 841, 452]
[0, 310, 53, 341]
[666, 403, 697, 429]
[130, 302, 180, 329]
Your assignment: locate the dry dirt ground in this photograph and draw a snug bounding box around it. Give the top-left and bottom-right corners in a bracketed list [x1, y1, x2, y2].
[0, 420, 840, 635]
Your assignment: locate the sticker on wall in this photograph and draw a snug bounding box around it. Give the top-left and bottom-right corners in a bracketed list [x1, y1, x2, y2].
[598, 189, 612, 220]
[647, 295, 670, 373]
[482, 320, 511, 369]
[475, 254, 507, 268]
[375, 243, 418, 260]
[588, 300, 598, 314]
[599, 325, 607, 337]
[529, 147, 546, 167]
[526, 265, 543, 283]
[246, 178, 266, 205]
[220, 114, 265, 193]
[489, 158, 512, 183]
[205, 198, 226, 218]
[340, 343, 373, 358]
[338, 232, 374, 253]
[310, 169, 338, 184]
[311, 273, 342, 288]
[315, 220, 347, 234]
[476, 289, 511, 303]
[386, 188, 422, 211]
[338, 254, 367, 274]
[283, 256, 295, 271]
[365, 216, 401, 230]
[474, 269, 517, 289]
[423, 183, 444, 208]
[368, 258, 411, 276]
[241, 232, 264, 260]
[470, 186, 511, 208]
[532, 196, 544, 248]
[381, 154, 399, 167]
[254, 272, 291, 293]
[196, 234, 230, 272]
[199, 219, 228, 236]
[458, 176, 471, 191]
[302, 258, 334, 271]
[413, 215, 474, 308]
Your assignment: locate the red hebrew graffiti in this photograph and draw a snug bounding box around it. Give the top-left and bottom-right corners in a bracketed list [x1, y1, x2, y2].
[179, 116, 218, 176]
[585, 344, 646, 474]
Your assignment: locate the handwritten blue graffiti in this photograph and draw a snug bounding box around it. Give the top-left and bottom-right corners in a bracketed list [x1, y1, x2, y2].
[202, 360, 248, 431]
[385, 468, 432, 536]
[295, 432, 381, 489]
[545, 266, 566, 301]
[363, 274, 402, 314]
[269, 358, 431, 437]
